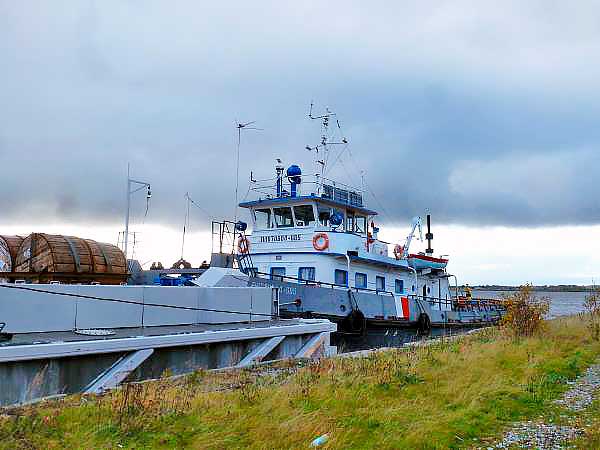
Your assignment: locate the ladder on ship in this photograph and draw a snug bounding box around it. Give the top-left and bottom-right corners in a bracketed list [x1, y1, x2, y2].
[211, 220, 255, 275]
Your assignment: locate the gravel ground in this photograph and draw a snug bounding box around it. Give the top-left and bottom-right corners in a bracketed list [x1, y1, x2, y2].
[483, 363, 600, 449]
[554, 364, 600, 412]
[489, 422, 583, 449]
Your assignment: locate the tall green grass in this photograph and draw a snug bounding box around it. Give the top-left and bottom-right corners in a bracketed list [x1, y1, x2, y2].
[1, 316, 599, 450]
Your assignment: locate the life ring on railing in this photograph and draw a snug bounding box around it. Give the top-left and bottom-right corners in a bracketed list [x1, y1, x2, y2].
[312, 233, 329, 251]
[237, 235, 250, 254]
[393, 244, 404, 260]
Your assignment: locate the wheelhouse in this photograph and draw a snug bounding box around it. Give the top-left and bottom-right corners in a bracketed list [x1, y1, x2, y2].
[237, 168, 423, 297]
[241, 196, 376, 236]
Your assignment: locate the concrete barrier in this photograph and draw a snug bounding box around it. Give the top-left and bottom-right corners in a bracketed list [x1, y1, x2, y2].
[0, 284, 274, 334]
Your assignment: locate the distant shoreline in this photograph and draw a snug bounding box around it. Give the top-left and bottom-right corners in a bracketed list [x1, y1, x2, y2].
[469, 285, 596, 293]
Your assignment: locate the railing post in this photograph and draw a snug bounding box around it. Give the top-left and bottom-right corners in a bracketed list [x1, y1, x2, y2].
[271, 287, 280, 320]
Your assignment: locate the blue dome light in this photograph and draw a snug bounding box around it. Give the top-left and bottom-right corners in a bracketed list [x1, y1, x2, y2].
[330, 211, 344, 226]
[286, 165, 302, 177]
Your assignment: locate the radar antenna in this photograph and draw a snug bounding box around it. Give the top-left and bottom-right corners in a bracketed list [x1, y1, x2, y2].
[306, 102, 348, 193]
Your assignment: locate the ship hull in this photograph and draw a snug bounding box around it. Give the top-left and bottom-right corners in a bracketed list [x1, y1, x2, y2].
[248, 277, 504, 333]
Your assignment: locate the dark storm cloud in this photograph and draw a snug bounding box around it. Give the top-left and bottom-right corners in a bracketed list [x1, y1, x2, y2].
[1, 0, 600, 229]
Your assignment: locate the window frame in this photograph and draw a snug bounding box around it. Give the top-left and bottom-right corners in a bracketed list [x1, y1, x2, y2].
[298, 266, 316, 283]
[272, 206, 294, 228]
[293, 204, 316, 227]
[335, 269, 348, 287]
[376, 275, 386, 292]
[355, 272, 367, 289]
[317, 204, 331, 226]
[355, 215, 367, 235]
[395, 279, 404, 295]
[253, 208, 273, 229]
[270, 267, 286, 282]
[346, 211, 355, 233]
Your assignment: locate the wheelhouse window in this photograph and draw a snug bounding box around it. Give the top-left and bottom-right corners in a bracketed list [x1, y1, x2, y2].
[270, 267, 286, 281]
[355, 272, 367, 289]
[346, 212, 355, 233]
[298, 267, 316, 282]
[356, 216, 367, 234]
[376, 276, 386, 291]
[254, 208, 272, 229]
[335, 269, 348, 287]
[293, 205, 316, 227]
[395, 279, 404, 294]
[317, 204, 331, 226]
[273, 207, 294, 228]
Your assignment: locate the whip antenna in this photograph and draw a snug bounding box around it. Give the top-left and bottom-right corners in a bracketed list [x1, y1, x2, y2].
[234, 120, 262, 222]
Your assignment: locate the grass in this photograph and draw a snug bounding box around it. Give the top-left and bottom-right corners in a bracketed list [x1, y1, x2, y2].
[1, 316, 600, 449]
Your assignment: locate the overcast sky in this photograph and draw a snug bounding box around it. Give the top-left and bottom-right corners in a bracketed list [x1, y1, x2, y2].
[1, 1, 600, 284]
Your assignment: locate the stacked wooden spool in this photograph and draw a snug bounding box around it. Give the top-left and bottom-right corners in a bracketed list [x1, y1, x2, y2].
[0, 236, 24, 282]
[6, 233, 127, 285]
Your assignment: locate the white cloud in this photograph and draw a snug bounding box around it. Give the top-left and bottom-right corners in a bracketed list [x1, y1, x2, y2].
[380, 223, 600, 285]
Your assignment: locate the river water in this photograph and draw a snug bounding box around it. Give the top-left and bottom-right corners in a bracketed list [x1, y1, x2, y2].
[476, 290, 590, 319]
[333, 290, 592, 352]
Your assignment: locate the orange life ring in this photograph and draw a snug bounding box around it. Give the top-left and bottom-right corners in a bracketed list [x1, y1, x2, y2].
[393, 244, 404, 260]
[312, 233, 329, 251]
[237, 236, 250, 254]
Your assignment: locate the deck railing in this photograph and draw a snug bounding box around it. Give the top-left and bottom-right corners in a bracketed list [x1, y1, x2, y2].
[248, 271, 506, 310]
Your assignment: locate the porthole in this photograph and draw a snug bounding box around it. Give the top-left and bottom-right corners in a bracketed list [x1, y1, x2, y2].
[411, 285, 415, 292]
[427, 287, 431, 294]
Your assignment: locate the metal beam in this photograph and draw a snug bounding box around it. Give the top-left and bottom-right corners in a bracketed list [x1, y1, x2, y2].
[0, 320, 337, 363]
[84, 349, 154, 394]
[236, 335, 285, 367]
[295, 332, 328, 359]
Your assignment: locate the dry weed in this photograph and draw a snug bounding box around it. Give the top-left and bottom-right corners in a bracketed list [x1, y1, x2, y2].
[501, 284, 549, 338]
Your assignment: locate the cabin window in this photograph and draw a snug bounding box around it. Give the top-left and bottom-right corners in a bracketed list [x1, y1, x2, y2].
[273, 207, 294, 228]
[254, 208, 272, 229]
[355, 272, 367, 289]
[346, 212, 355, 232]
[395, 279, 404, 294]
[270, 267, 286, 281]
[294, 205, 316, 227]
[376, 276, 386, 291]
[298, 267, 316, 282]
[356, 216, 367, 234]
[317, 204, 331, 226]
[335, 269, 348, 287]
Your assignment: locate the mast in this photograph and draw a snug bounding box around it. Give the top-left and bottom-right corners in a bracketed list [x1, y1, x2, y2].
[124, 164, 131, 259]
[123, 164, 151, 260]
[306, 103, 348, 194]
[425, 214, 434, 255]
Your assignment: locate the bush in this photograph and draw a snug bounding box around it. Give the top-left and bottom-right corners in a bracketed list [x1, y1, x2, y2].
[584, 288, 600, 341]
[501, 284, 549, 338]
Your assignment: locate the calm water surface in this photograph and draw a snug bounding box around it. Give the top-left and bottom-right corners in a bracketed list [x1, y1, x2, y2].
[476, 290, 590, 319]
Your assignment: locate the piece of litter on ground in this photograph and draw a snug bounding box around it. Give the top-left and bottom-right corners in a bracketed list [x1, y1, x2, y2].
[310, 434, 329, 447]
